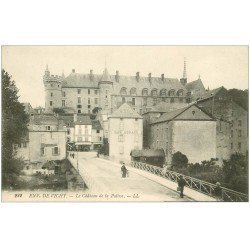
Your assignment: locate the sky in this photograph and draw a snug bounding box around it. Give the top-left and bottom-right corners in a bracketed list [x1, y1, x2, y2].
[2, 46, 248, 108]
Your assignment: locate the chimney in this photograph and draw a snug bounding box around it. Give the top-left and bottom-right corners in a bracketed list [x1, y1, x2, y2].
[148, 73, 152, 83]
[72, 69, 75, 73]
[161, 74, 164, 81]
[90, 69, 93, 81]
[74, 113, 77, 122]
[136, 72, 140, 82]
[115, 70, 119, 82]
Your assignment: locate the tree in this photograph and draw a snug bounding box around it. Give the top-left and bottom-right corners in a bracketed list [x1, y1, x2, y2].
[2, 69, 29, 187]
[222, 153, 248, 193]
[172, 151, 188, 169]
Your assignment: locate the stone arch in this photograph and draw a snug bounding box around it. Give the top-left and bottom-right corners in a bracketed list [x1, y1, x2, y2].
[160, 89, 167, 97]
[168, 89, 175, 96]
[151, 88, 158, 97]
[177, 89, 184, 96]
[142, 88, 148, 96]
[120, 87, 127, 95]
[130, 87, 137, 95]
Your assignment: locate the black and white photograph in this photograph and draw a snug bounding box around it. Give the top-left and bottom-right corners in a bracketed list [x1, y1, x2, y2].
[1, 45, 248, 202]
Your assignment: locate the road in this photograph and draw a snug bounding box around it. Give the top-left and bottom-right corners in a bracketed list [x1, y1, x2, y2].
[69, 152, 191, 201]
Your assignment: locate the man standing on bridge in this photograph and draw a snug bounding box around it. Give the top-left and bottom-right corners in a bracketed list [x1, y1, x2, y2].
[121, 163, 128, 178]
[178, 175, 186, 198]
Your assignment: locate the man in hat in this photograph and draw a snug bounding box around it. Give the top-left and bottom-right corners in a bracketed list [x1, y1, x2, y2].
[121, 163, 128, 178]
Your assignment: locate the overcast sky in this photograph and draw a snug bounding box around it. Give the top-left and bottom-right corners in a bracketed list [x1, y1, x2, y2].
[2, 46, 248, 107]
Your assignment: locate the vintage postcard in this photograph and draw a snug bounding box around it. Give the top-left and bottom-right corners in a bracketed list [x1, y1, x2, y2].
[1, 45, 248, 202]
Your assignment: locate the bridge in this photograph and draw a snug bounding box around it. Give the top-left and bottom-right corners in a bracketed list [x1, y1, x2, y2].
[66, 151, 248, 202]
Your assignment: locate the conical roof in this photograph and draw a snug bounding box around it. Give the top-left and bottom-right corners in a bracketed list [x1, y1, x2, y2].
[109, 103, 142, 119]
[99, 68, 112, 82]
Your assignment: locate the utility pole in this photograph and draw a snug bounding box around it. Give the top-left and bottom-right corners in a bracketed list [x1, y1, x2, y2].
[77, 145, 79, 172]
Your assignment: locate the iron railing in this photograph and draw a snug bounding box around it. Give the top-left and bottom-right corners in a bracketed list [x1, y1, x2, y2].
[130, 161, 248, 202]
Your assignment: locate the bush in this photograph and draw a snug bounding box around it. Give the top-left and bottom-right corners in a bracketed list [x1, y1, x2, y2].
[172, 151, 188, 169]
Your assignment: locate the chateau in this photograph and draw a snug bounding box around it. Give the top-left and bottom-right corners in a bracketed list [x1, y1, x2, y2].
[44, 60, 196, 115]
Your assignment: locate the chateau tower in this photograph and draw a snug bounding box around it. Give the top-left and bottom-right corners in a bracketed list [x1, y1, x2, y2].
[98, 67, 113, 114]
[43, 65, 63, 113]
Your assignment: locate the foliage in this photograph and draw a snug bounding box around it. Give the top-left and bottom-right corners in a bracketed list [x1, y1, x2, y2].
[2, 69, 29, 189]
[222, 153, 248, 193]
[172, 151, 188, 169]
[228, 88, 248, 111]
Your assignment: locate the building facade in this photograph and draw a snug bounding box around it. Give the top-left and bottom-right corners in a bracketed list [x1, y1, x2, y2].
[149, 104, 217, 165]
[108, 103, 143, 163]
[16, 114, 67, 164]
[44, 64, 190, 115]
[196, 87, 248, 160]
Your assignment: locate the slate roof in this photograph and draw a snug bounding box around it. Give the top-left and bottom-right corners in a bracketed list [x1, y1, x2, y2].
[29, 114, 59, 125]
[197, 86, 226, 100]
[109, 103, 142, 119]
[62, 70, 186, 96]
[143, 102, 188, 114]
[185, 78, 205, 92]
[92, 120, 103, 130]
[150, 103, 213, 124]
[75, 114, 92, 125]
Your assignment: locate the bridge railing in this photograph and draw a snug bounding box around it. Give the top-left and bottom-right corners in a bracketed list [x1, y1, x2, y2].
[130, 161, 248, 202]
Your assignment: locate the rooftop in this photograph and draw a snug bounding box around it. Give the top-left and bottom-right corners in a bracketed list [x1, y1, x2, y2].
[109, 103, 142, 119]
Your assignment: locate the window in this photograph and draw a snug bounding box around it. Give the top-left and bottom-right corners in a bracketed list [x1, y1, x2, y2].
[50, 101, 53, 106]
[94, 90, 98, 95]
[120, 87, 127, 95]
[118, 134, 124, 142]
[63, 91, 66, 97]
[231, 143, 233, 150]
[52, 147, 59, 155]
[77, 105, 82, 108]
[151, 89, 157, 97]
[238, 130, 242, 137]
[169, 89, 175, 96]
[23, 142, 27, 148]
[179, 98, 183, 103]
[88, 110, 91, 114]
[160, 89, 167, 97]
[78, 97, 81, 104]
[142, 88, 148, 96]
[41, 148, 45, 156]
[122, 97, 126, 104]
[67, 129, 70, 135]
[78, 110, 81, 113]
[97, 130, 100, 133]
[77, 89, 81, 94]
[99, 137, 102, 141]
[130, 88, 137, 95]
[132, 98, 135, 106]
[88, 98, 90, 104]
[153, 98, 157, 105]
[88, 105, 91, 109]
[46, 126, 51, 131]
[170, 98, 175, 103]
[95, 98, 98, 105]
[238, 142, 241, 151]
[51, 93, 53, 97]
[85, 136, 89, 142]
[62, 100, 65, 107]
[177, 89, 184, 96]
[238, 120, 242, 126]
[88, 89, 90, 94]
[77, 137, 82, 142]
[231, 130, 233, 138]
[143, 97, 147, 106]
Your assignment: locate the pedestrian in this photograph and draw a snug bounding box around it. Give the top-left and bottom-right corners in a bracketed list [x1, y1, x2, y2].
[177, 175, 186, 198]
[72, 153, 75, 159]
[214, 182, 222, 201]
[121, 163, 128, 178]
